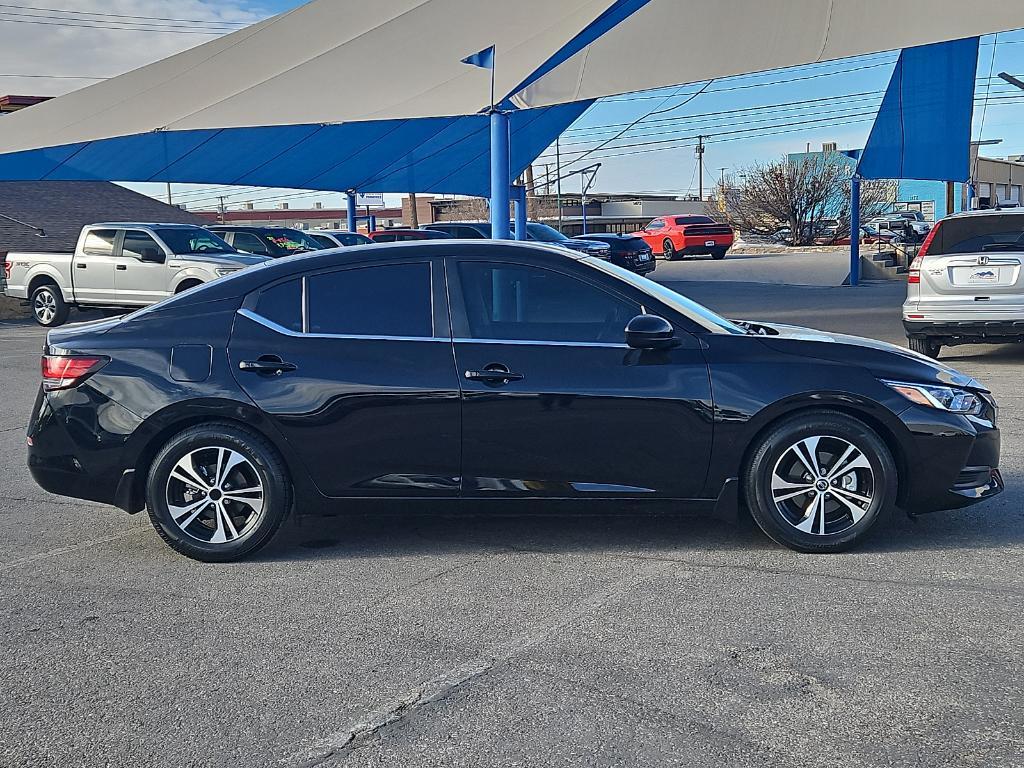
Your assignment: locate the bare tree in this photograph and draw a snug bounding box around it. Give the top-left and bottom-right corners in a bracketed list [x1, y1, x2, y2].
[714, 155, 892, 245]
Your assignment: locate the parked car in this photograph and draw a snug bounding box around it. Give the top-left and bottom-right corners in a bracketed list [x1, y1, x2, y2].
[206, 225, 324, 257]
[578, 233, 656, 274]
[28, 240, 1000, 561]
[828, 225, 902, 246]
[869, 213, 931, 242]
[308, 230, 373, 248]
[367, 228, 451, 243]
[632, 215, 734, 260]
[904, 207, 1024, 358]
[421, 221, 611, 257]
[3, 223, 267, 326]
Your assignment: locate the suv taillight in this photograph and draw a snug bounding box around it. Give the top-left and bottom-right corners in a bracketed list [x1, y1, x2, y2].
[41, 355, 108, 391]
[907, 221, 941, 284]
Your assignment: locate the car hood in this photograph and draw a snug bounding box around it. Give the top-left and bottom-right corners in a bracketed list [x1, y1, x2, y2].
[177, 253, 270, 267]
[743, 320, 983, 390]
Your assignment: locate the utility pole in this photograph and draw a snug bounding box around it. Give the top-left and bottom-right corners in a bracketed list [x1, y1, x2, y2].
[695, 135, 705, 201]
[409, 192, 419, 228]
[543, 163, 551, 195]
[165, 182, 173, 207]
[555, 136, 563, 232]
[217, 196, 226, 224]
[524, 164, 535, 218]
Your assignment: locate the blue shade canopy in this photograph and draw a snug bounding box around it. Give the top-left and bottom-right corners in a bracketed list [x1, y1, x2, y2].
[856, 37, 980, 182]
[0, 102, 590, 197]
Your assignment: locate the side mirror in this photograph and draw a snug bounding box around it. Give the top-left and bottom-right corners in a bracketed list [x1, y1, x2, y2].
[140, 247, 165, 263]
[625, 314, 679, 350]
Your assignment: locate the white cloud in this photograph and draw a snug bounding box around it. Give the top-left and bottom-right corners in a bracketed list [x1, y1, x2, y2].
[0, 0, 267, 97]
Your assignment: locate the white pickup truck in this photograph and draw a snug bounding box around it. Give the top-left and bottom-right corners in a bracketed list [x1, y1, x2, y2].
[3, 223, 269, 326]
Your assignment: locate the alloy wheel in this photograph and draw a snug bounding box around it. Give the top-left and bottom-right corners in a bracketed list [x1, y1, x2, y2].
[165, 447, 265, 544]
[34, 290, 56, 324]
[770, 435, 874, 536]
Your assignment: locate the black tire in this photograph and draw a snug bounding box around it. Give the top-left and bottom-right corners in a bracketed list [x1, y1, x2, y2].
[711, 248, 728, 260]
[743, 411, 897, 553]
[908, 336, 941, 359]
[662, 239, 678, 261]
[145, 423, 291, 562]
[30, 282, 69, 327]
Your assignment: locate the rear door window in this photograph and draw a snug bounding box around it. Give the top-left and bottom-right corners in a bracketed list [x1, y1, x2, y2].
[254, 279, 302, 332]
[232, 232, 272, 255]
[122, 231, 163, 259]
[307, 262, 433, 337]
[82, 229, 117, 256]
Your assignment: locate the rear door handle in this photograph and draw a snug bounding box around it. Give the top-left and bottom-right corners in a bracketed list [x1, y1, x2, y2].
[464, 364, 524, 384]
[239, 357, 297, 375]
[116, 264, 127, 271]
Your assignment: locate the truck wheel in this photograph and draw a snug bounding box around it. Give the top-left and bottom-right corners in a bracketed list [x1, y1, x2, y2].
[662, 239, 678, 260]
[31, 283, 70, 327]
[908, 337, 941, 359]
[711, 248, 728, 260]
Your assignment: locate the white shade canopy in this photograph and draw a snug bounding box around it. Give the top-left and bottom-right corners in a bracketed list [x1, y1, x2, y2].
[0, 0, 1021, 157]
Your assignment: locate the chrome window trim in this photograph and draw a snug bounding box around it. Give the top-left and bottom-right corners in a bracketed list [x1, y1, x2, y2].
[453, 337, 627, 349]
[237, 308, 447, 342]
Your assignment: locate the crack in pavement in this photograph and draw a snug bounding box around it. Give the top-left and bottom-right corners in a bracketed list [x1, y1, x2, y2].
[0, 528, 147, 571]
[281, 558, 676, 767]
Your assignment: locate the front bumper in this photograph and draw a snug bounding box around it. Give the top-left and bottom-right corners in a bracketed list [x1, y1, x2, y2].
[898, 401, 1003, 514]
[903, 318, 1024, 345]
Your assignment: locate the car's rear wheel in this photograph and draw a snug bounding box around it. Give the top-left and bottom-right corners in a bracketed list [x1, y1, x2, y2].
[145, 423, 291, 562]
[908, 336, 941, 359]
[711, 248, 727, 260]
[662, 239, 678, 260]
[31, 282, 69, 327]
[744, 412, 896, 553]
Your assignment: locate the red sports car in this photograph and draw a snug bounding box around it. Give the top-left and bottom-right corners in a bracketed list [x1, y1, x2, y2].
[632, 215, 734, 260]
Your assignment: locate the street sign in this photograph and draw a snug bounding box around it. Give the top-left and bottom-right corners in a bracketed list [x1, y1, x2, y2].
[355, 193, 385, 208]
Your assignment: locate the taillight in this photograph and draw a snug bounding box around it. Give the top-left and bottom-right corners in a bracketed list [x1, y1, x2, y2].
[2, 261, 10, 280]
[41, 355, 109, 391]
[908, 221, 940, 284]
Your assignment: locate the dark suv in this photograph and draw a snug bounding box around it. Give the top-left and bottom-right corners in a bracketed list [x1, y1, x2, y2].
[421, 221, 611, 257]
[206, 226, 324, 257]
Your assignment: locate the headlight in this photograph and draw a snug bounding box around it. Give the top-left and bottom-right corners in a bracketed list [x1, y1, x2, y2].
[215, 267, 240, 277]
[882, 380, 983, 414]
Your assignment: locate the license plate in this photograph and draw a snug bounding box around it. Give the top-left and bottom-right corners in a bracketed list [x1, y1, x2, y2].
[704, 240, 715, 247]
[638, 253, 650, 262]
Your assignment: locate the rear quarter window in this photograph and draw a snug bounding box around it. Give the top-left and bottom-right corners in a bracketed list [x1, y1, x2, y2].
[255, 279, 302, 332]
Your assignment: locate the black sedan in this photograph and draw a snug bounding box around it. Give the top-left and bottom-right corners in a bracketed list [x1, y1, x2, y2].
[27, 241, 1001, 561]
[582, 233, 656, 274]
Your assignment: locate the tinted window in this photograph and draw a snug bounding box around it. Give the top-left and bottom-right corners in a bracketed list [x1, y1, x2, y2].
[263, 228, 323, 253]
[82, 229, 117, 256]
[457, 225, 488, 238]
[231, 232, 271, 255]
[122, 231, 164, 259]
[309, 234, 336, 248]
[307, 263, 432, 337]
[931, 216, 1024, 255]
[675, 216, 714, 225]
[372, 233, 399, 243]
[646, 219, 664, 230]
[255, 279, 302, 332]
[335, 232, 372, 246]
[458, 262, 639, 343]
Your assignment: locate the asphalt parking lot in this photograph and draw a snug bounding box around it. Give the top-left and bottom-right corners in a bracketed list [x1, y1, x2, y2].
[2, 253, 1023, 768]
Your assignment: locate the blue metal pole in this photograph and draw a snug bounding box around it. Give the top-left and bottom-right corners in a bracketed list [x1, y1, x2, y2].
[849, 175, 861, 287]
[512, 185, 527, 241]
[346, 191, 357, 232]
[965, 182, 975, 211]
[489, 110, 511, 240]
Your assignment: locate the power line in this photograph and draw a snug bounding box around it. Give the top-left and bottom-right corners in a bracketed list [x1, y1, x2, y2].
[0, 2, 250, 26]
[0, 13, 236, 34]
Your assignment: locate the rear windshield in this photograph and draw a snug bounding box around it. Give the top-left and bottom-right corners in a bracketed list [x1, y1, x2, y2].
[929, 216, 1024, 255]
[675, 216, 714, 225]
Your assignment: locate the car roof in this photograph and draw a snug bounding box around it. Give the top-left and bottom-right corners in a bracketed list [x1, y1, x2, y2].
[206, 224, 306, 231]
[314, 230, 367, 236]
[89, 222, 206, 228]
[942, 206, 1024, 221]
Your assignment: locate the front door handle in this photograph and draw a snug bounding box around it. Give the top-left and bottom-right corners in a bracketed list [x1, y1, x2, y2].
[115, 264, 127, 271]
[464, 364, 524, 384]
[239, 356, 297, 375]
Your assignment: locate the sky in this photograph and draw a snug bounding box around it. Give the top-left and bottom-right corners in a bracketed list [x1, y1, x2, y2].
[1, 0, 1023, 212]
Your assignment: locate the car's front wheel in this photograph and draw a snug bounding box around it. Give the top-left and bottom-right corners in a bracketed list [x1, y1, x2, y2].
[744, 412, 897, 553]
[908, 336, 941, 359]
[145, 423, 291, 561]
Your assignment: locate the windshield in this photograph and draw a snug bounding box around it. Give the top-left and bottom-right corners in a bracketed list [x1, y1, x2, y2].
[583, 257, 747, 335]
[262, 229, 323, 253]
[523, 222, 569, 242]
[155, 227, 235, 255]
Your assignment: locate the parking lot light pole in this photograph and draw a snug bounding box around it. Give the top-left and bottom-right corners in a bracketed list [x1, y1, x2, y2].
[850, 175, 861, 286]
[512, 184, 527, 241]
[346, 191, 357, 232]
[490, 110, 511, 239]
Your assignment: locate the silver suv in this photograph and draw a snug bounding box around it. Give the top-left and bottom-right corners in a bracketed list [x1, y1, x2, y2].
[904, 208, 1024, 358]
